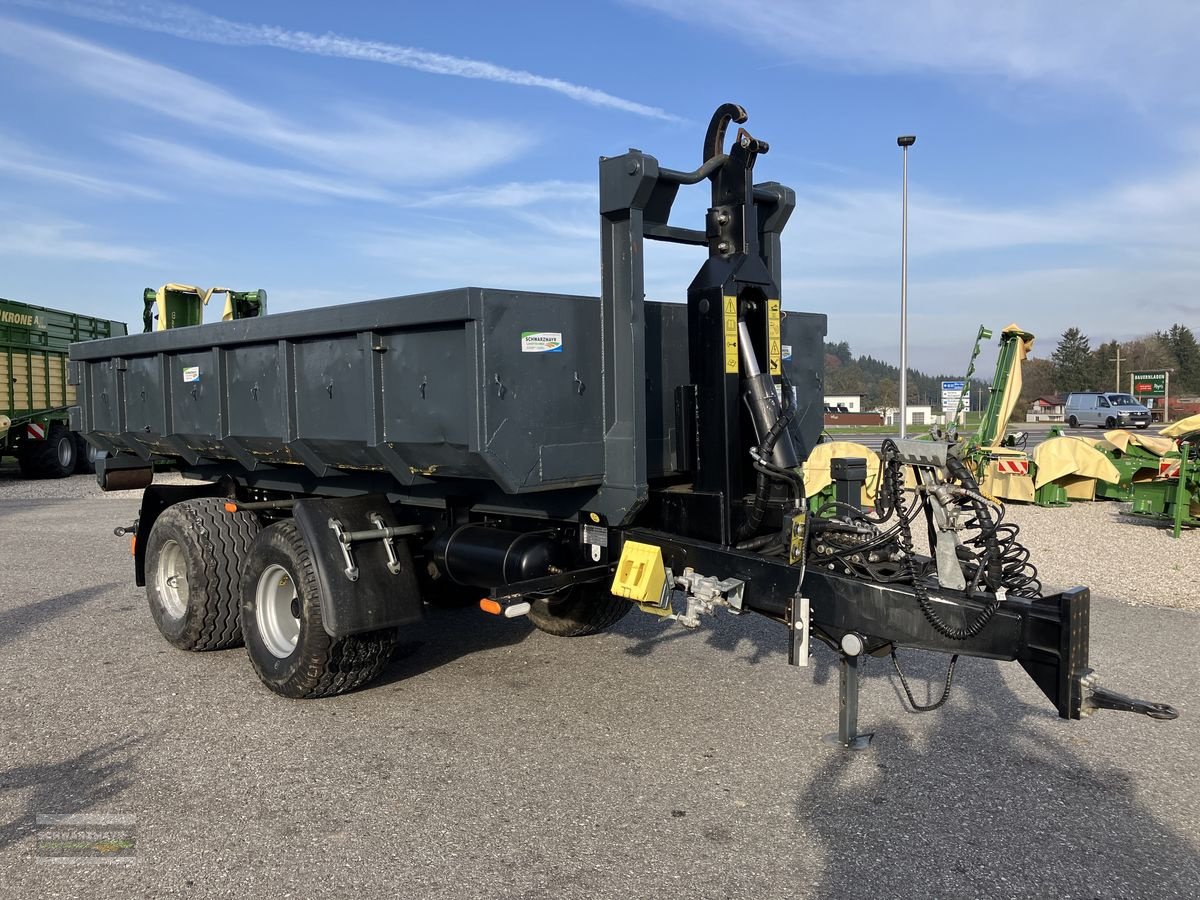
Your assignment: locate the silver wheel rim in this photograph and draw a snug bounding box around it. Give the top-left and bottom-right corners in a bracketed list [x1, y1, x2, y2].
[56, 436, 72, 468]
[155, 539, 189, 618]
[86, 442, 98, 464]
[256, 564, 300, 658]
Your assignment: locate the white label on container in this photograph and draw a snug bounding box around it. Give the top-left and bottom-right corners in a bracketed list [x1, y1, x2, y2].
[521, 331, 563, 353]
[182, 366, 201, 383]
[781, 344, 793, 360]
[581, 523, 608, 547]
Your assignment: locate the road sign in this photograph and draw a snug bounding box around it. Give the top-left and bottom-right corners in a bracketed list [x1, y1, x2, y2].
[1130, 370, 1170, 421]
[1130, 371, 1167, 397]
[941, 380, 967, 419]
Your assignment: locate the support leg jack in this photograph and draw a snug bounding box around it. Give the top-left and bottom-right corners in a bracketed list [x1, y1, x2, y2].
[823, 653, 873, 750]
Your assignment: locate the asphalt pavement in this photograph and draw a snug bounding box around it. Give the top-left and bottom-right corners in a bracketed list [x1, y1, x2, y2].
[1, 470, 1198, 899]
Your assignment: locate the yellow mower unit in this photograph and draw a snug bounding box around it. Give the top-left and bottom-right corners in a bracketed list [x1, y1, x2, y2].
[1031, 437, 1122, 505]
[142, 284, 267, 332]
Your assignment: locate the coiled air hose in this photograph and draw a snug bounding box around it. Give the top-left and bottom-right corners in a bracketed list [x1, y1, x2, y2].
[881, 440, 1004, 641]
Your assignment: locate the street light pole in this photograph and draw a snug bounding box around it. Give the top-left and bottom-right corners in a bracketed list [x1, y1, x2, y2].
[897, 135, 916, 438]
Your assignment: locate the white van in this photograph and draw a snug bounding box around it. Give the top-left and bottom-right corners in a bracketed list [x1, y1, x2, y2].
[1064, 392, 1152, 429]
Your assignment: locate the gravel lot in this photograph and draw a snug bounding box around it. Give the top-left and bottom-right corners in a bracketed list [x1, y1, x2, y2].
[1003, 502, 1199, 609]
[2, 465, 1198, 899]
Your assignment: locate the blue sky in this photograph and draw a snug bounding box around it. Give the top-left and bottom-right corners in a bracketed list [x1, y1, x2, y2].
[1, 0, 1197, 371]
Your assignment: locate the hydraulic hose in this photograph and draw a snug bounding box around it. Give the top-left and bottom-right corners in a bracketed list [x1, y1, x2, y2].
[881, 440, 1003, 641]
[892, 650, 959, 713]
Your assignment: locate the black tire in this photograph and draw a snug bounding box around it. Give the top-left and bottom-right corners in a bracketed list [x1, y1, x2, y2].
[526, 583, 632, 637]
[1067, 415, 1079, 428]
[73, 432, 99, 474]
[240, 521, 396, 698]
[1137, 423, 1149, 429]
[1105, 416, 1117, 429]
[17, 423, 75, 478]
[144, 498, 262, 650]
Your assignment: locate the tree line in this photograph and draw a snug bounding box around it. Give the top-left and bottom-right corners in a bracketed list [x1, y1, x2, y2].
[823, 340, 989, 411]
[1023, 323, 1200, 406]
[822, 322, 1199, 413]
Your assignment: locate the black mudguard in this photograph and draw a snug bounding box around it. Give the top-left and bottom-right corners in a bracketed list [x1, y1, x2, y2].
[291, 496, 423, 637]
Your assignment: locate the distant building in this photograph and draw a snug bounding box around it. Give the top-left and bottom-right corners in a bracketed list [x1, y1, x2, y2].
[824, 393, 864, 413]
[882, 406, 944, 427]
[1026, 395, 1065, 423]
[1168, 396, 1200, 420]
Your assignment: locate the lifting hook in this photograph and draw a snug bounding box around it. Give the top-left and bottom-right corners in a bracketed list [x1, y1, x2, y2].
[703, 102, 748, 164]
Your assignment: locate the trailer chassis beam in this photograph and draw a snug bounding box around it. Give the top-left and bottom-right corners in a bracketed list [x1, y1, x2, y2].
[611, 530, 1175, 739]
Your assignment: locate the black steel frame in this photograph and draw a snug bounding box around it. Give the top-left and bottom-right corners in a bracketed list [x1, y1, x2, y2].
[594, 103, 797, 542]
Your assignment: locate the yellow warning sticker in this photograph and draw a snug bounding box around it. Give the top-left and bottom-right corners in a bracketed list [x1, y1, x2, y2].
[767, 299, 782, 376]
[723, 296, 739, 374]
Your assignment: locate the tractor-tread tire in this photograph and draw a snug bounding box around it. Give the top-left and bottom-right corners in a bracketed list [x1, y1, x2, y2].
[145, 498, 262, 651]
[240, 521, 396, 699]
[17, 423, 75, 478]
[526, 584, 632, 637]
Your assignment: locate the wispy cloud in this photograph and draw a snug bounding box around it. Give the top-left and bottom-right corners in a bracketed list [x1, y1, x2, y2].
[0, 217, 152, 263]
[0, 133, 162, 199]
[353, 198, 710, 302]
[637, 0, 1200, 108]
[799, 264, 1200, 371]
[118, 137, 395, 203]
[0, 17, 532, 189]
[11, 0, 681, 121]
[787, 156, 1200, 274]
[406, 181, 596, 210]
[358, 227, 599, 292]
[403, 181, 600, 240]
[779, 165, 1200, 371]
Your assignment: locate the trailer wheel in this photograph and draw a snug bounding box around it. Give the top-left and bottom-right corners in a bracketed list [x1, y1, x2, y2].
[144, 498, 262, 650]
[526, 584, 632, 637]
[73, 433, 99, 474]
[17, 423, 75, 478]
[240, 521, 396, 698]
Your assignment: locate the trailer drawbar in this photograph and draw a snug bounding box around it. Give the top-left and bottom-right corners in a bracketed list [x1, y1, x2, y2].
[69, 104, 1176, 747]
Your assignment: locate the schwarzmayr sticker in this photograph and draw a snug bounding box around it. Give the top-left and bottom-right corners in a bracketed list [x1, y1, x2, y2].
[521, 331, 563, 353]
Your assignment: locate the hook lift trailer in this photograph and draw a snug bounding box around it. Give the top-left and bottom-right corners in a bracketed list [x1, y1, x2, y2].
[69, 104, 1176, 747]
